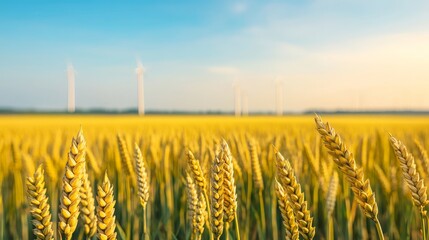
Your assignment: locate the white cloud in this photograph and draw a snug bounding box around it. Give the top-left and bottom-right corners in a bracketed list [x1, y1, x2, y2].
[231, 2, 247, 14]
[207, 66, 240, 75]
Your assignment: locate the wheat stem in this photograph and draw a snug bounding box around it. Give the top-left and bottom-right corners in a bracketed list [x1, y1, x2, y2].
[258, 190, 266, 235]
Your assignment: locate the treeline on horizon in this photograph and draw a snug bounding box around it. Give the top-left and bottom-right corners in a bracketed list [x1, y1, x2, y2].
[1, 108, 429, 115]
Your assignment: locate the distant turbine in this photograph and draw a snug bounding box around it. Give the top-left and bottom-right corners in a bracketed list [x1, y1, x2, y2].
[67, 64, 75, 113]
[275, 79, 283, 116]
[234, 83, 241, 117]
[242, 93, 249, 116]
[136, 61, 145, 115]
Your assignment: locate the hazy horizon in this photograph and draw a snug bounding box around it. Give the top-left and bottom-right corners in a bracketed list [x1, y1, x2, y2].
[2, 1, 429, 112]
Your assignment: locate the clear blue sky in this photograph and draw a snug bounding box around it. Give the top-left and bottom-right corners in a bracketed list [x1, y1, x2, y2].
[1, 1, 429, 112]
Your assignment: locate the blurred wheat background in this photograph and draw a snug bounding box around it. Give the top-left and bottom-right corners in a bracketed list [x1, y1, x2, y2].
[1, 115, 429, 239]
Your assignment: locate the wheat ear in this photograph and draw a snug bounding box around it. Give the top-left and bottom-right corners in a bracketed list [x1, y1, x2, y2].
[86, 149, 102, 177]
[26, 165, 54, 240]
[196, 192, 207, 238]
[80, 165, 97, 237]
[390, 136, 429, 212]
[186, 173, 205, 238]
[221, 139, 240, 240]
[134, 143, 150, 208]
[326, 171, 338, 240]
[116, 134, 137, 183]
[315, 115, 384, 239]
[186, 148, 212, 236]
[220, 140, 237, 223]
[274, 180, 299, 240]
[134, 143, 150, 239]
[232, 157, 242, 181]
[415, 139, 429, 178]
[248, 137, 266, 233]
[326, 171, 339, 217]
[186, 149, 207, 193]
[210, 149, 224, 240]
[248, 138, 264, 190]
[274, 148, 315, 240]
[59, 129, 86, 240]
[96, 172, 117, 240]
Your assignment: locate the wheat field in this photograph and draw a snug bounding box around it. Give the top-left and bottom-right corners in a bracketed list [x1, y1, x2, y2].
[1, 115, 429, 239]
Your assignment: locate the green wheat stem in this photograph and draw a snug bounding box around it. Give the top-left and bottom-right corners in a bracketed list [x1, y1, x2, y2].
[143, 206, 149, 240]
[328, 216, 334, 240]
[375, 219, 385, 240]
[258, 190, 266, 236]
[225, 222, 230, 240]
[203, 191, 214, 240]
[234, 212, 241, 240]
[422, 212, 427, 240]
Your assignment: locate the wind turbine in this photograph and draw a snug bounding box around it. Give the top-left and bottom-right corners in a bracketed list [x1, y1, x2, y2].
[67, 64, 75, 113]
[275, 78, 283, 116]
[242, 92, 249, 116]
[136, 60, 145, 115]
[233, 82, 241, 117]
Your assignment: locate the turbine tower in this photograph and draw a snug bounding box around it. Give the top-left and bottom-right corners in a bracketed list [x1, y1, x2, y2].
[136, 61, 145, 115]
[242, 92, 249, 116]
[67, 64, 75, 113]
[234, 83, 241, 117]
[275, 79, 283, 116]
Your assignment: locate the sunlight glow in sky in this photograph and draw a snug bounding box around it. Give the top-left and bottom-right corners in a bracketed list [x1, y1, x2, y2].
[1, 1, 429, 112]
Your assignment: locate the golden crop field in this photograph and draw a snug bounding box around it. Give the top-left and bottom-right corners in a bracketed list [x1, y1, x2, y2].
[1, 114, 429, 240]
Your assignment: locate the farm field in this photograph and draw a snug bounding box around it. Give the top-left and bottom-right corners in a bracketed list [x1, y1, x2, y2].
[1, 114, 429, 239]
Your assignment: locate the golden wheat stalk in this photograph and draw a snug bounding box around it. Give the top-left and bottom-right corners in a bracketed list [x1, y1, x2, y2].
[274, 148, 315, 240]
[186, 149, 207, 193]
[315, 115, 384, 239]
[320, 159, 329, 182]
[86, 148, 102, 177]
[220, 139, 237, 223]
[59, 129, 86, 240]
[134, 143, 150, 208]
[326, 172, 339, 217]
[96, 172, 117, 240]
[390, 136, 429, 212]
[186, 173, 205, 238]
[195, 193, 207, 239]
[186, 148, 212, 236]
[315, 115, 378, 218]
[326, 172, 338, 240]
[134, 143, 150, 239]
[248, 138, 264, 190]
[232, 157, 242, 181]
[374, 164, 392, 195]
[415, 139, 429, 178]
[43, 155, 59, 186]
[116, 134, 137, 183]
[80, 165, 97, 237]
[210, 150, 224, 240]
[186, 173, 198, 227]
[303, 143, 327, 194]
[274, 180, 299, 240]
[26, 165, 54, 240]
[248, 137, 266, 233]
[221, 139, 241, 240]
